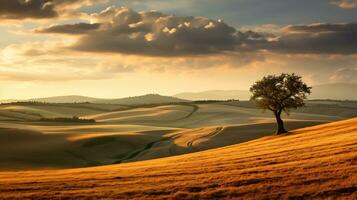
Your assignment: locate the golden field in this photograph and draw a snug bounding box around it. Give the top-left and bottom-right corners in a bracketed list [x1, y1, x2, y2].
[0, 101, 350, 170]
[1, 118, 356, 199]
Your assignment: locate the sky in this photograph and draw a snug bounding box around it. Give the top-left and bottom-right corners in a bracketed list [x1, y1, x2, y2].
[0, 0, 356, 99]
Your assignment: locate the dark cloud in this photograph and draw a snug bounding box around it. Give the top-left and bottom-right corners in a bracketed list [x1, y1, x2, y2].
[67, 7, 266, 56]
[35, 6, 357, 57]
[0, 0, 103, 20]
[0, 0, 57, 19]
[35, 23, 101, 34]
[268, 23, 357, 54]
[285, 23, 357, 33]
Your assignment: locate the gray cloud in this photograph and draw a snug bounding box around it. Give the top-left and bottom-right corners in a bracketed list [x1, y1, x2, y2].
[35, 23, 101, 34]
[35, 7, 357, 57]
[0, 0, 57, 19]
[0, 0, 103, 20]
[331, 0, 357, 9]
[285, 23, 357, 33]
[65, 7, 266, 56]
[267, 23, 357, 54]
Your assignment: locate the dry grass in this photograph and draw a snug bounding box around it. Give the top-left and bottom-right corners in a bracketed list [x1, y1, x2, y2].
[0, 121, 321, 170]
[1, 118, 356, 199]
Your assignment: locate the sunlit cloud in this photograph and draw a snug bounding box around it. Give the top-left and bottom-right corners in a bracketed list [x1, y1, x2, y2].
[37, 7, 267, 56]
[331, 0, 357, 9]
[330, 67, 357, 83]
[36, 6, 357, 57]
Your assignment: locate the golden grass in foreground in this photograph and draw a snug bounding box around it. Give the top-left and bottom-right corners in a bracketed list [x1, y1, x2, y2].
[0, 118, 356, 199]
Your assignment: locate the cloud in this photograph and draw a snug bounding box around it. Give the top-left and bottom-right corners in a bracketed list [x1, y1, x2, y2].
[284, 23, 357, 33]
[0, 0, 57, 19]
[267, 23, 357, 54]
[40, 7, 266, 57]
[0, 0, 104, 20]
[35, 6, 357, 57]
[330, 67, 357, 83]
[331, 0, 357, 9]
[35, 23, 101, 34]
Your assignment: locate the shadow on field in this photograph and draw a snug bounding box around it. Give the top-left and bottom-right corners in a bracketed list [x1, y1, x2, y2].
[0, 120, 324, 170]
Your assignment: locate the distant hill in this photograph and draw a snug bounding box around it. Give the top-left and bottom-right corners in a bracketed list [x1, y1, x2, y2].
[0, 99, 19, 104]
[1, 83, 355, 104]
[0, 94, 189, 105]
[29, 95, 103, 103]
[174, 90, 251, 101]
[309, 83, 357, 100]
[93, 94, 189, 105]
[174, 83, 357, 101]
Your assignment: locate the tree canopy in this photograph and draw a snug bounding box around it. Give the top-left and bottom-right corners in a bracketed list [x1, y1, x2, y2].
[250, 73, 311, 134]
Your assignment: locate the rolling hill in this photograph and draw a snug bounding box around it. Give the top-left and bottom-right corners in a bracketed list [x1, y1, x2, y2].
[309, 83, 357, 100]
[29, 95, 104, 103]
[174, 90, 251, 101]
[2, 83, 356, 105]
[93, 94, 189, 105]
[1, 100, 355, 170]
[174, 83, 357, 101]
[1, 94, 189, 105]
[1, 118, 356, 199]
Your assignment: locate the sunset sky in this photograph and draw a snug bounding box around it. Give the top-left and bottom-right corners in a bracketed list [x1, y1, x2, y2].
[0, 0, 356, 99]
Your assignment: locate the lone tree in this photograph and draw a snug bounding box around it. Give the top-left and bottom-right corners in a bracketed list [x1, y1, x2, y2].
[250, 73, 311, 135]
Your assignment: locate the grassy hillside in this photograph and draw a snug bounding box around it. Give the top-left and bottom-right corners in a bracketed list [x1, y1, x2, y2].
[85, 102, 351, 128]
[0, 103, 128, 121]
[0, 120, 323, 170]
[0, 100, 355, 170]
[1, 119, 356, 199]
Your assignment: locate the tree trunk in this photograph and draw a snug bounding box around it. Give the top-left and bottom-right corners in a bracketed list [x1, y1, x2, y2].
[274, 111, 287, 135]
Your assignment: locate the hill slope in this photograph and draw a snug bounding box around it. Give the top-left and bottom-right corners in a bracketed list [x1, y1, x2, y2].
[1, 100, 351, 170]
[29, 95, 104, 103]
[174, 90, 251, 101]
[174, 83, 357, 101]
[2, 94, 189, 105]
[93, 94, 189, 105]
[310, 83, 357, 100]
[1, 118, 356, 199]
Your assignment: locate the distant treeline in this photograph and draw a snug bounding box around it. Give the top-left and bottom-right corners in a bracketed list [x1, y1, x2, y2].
[1, 101, 92, 105]
[39, 116, 96, 123]
[0, 99, 243, 107]
[309, 99, 357, 102]
[193, 99, 239, 104]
